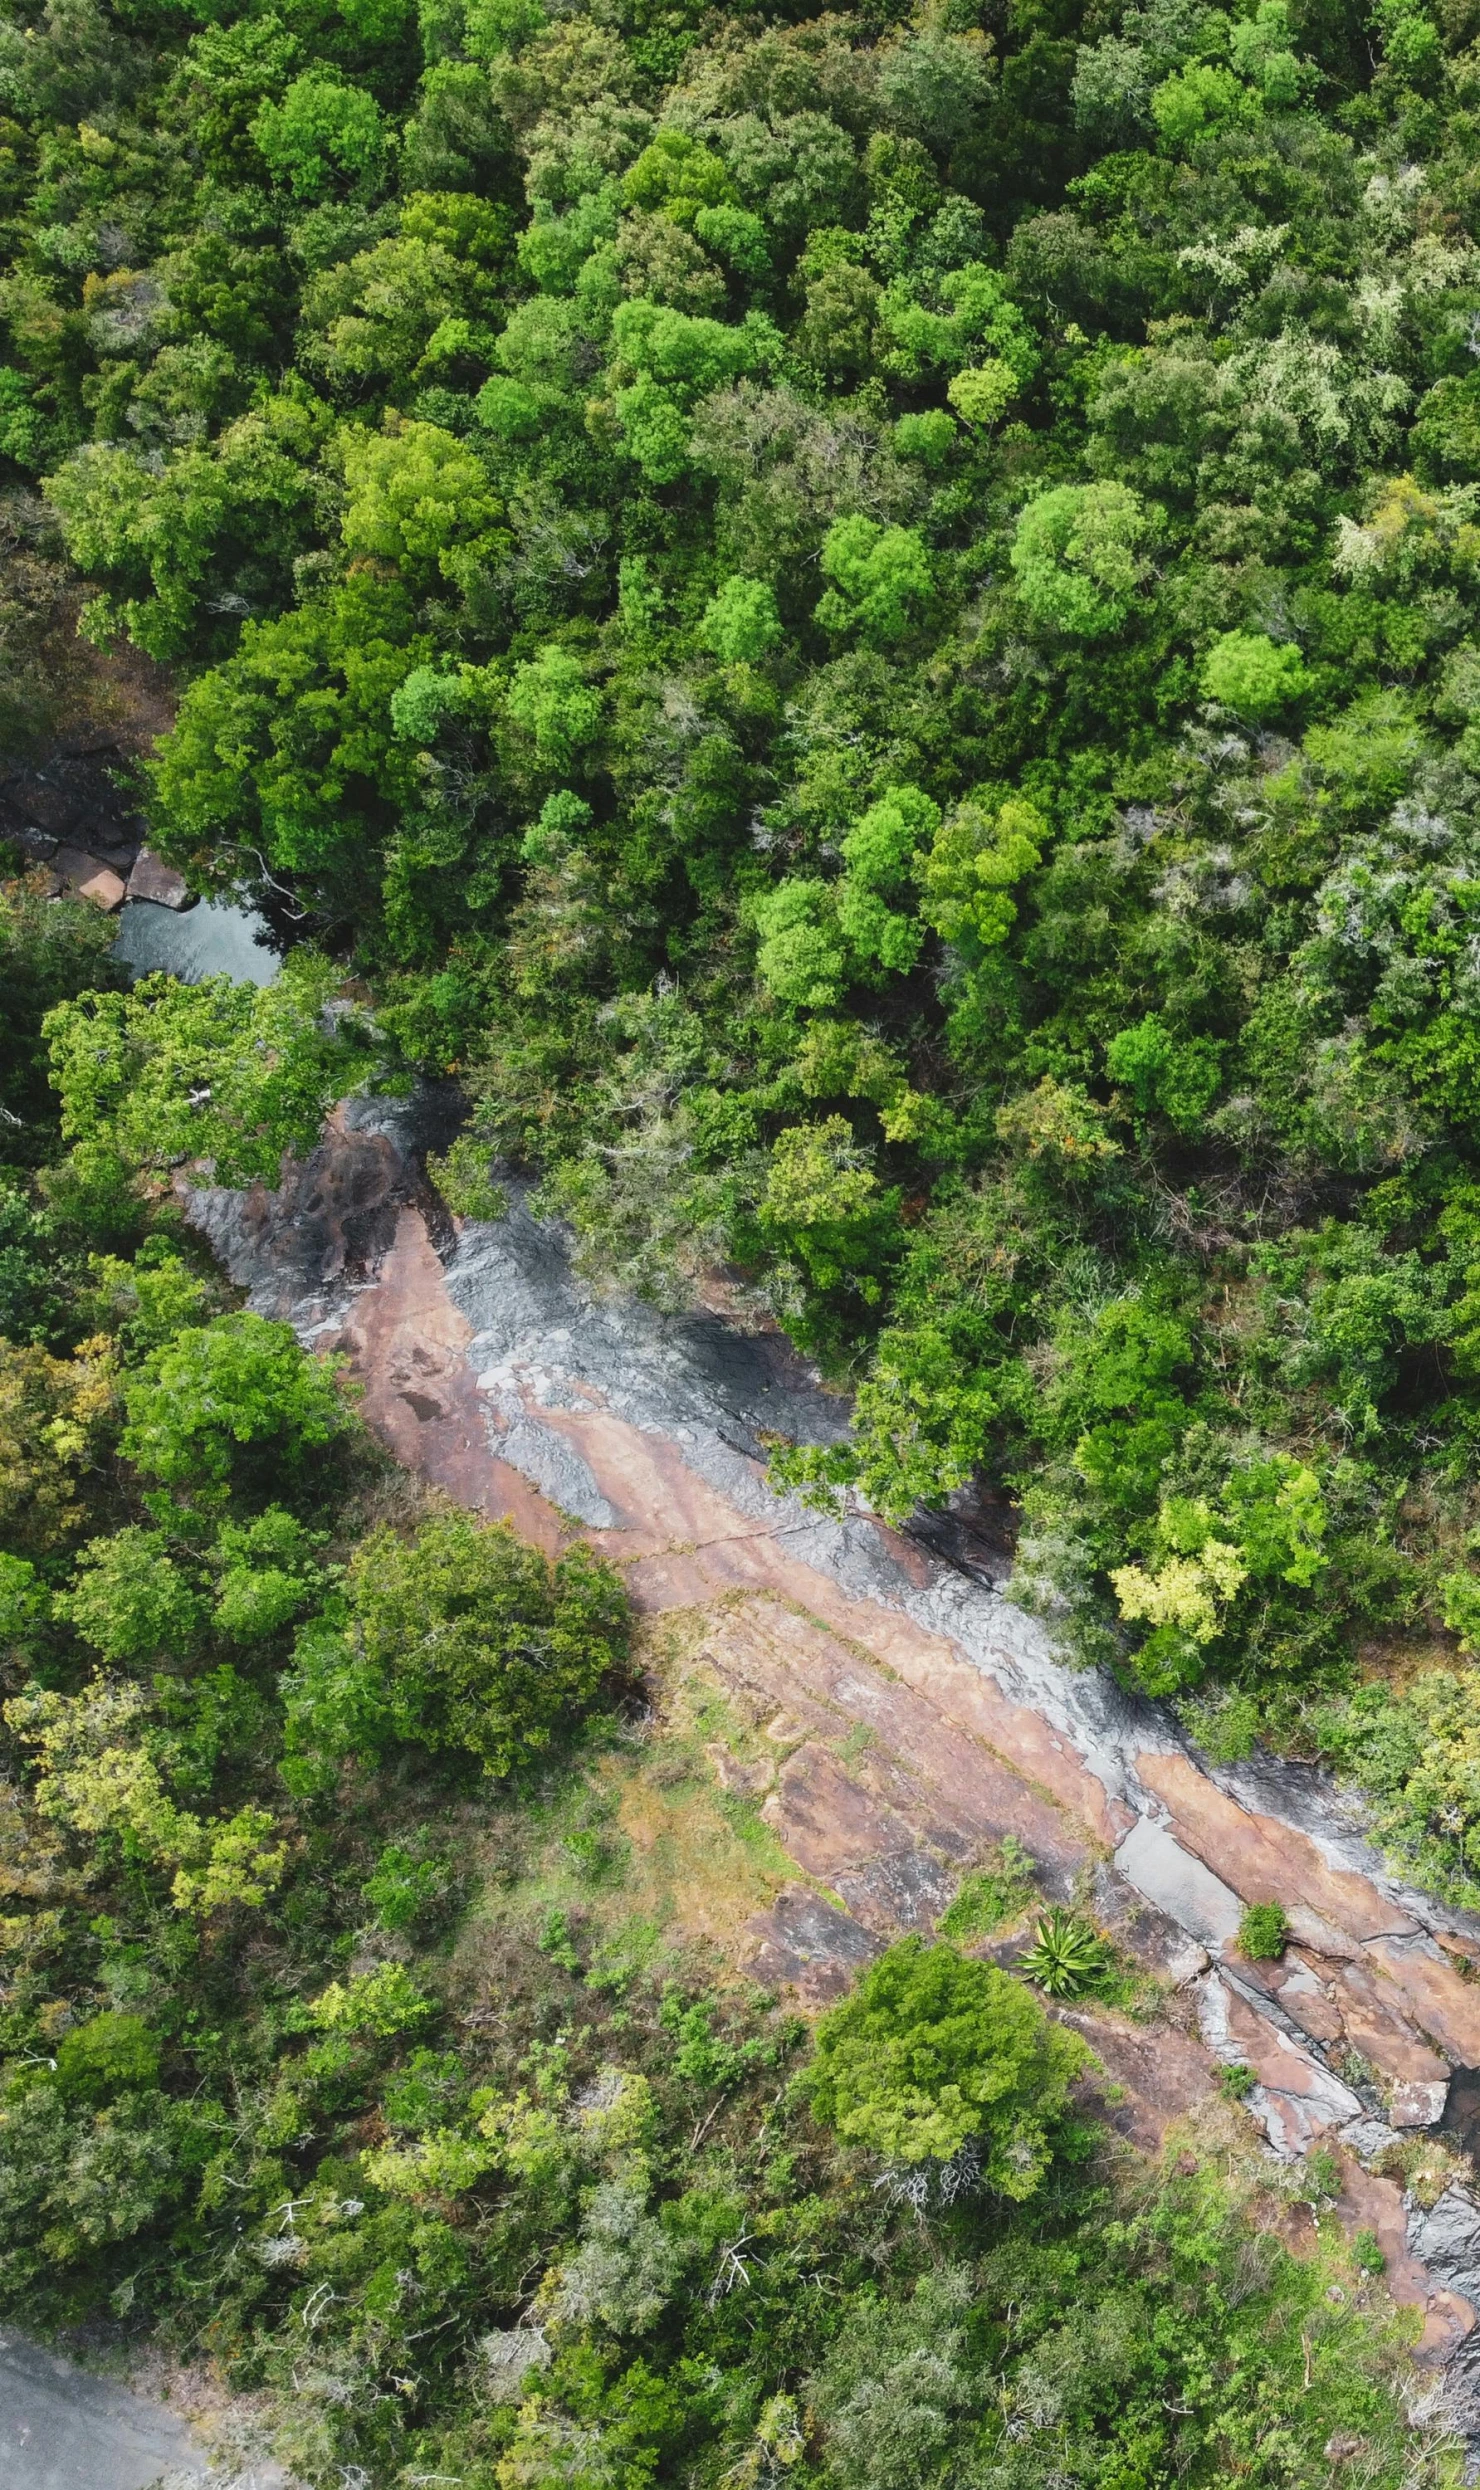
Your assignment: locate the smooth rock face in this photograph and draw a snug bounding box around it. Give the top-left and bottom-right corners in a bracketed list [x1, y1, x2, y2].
[0, 2329, 207, 2490]
[125, 847, 191, 908]
[1411, 2192, 1480, 2313]
[1393, 2080, 1454, 2130]
[45, 845, 128, 909]
[183, 1093, 1480, 2374]
[77, 865, 127, 911]
[742, 1887, 882, 2004]
[0, 738, 150, 886]
[1113, 1815, 1244, 1949]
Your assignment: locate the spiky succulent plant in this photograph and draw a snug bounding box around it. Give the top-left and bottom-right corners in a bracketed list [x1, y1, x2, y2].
[1019, 1910, 1110, 1999]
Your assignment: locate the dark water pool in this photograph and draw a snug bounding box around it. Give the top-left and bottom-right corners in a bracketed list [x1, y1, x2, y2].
[112, 897, 281, 986]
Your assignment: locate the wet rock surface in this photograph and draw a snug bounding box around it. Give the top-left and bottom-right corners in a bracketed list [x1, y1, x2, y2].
[0, 733, 149, 889]
[186, 1092, 1480, 2421]
[125, 847, 191, 908]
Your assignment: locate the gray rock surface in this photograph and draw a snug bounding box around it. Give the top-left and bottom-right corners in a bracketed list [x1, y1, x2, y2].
[1411, 2191, 1480, 2309]
[1112, 1815, 1244, 1948]
[0, 2331, 207, 2490]
[125, 849, 192, 909]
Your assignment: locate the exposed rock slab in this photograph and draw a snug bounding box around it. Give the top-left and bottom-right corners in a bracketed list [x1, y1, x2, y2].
[741, 1887, 881, 2005]
[1198, 1969, 1366, 2153]
[762, 1746, 959, 1935]
[1113, 1815, 1244, 1950]
[78, 866, 127, 911]
[1090, 1862, 1210, 1986]
[0, 2327, 209, 2488]
[1136, 1751, 1420, 1947]
[1055, 2004, 1214, 2153]
[125, 847, 191, 908]
[692, 1597, 1090, 1888]
[1365, 1938, 1480, 2071]
[50, 846, 127, 909]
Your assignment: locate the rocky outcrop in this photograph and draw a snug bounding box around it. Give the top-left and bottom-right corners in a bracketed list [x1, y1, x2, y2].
[184, 1095, 1480, 2415]
[1, 732, 151, 893]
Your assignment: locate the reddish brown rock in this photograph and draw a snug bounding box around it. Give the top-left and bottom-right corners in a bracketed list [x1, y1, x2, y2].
[1336, 2158, 1477, 2362]
[761, 1747, 956, 1934]
[80, 866, 127, 910]
[1204, 1975, 1364, 2153]
[741, 1885, 881, 2004]
[1136, 1751, 1419, 1944]
[1243, 1951, 1346, 2046]
[1364, 1938, 1480, 2071]
[1233, 1946, 1452, 2128]
[696, 1599, 1090, 1888]
[1328, 1959, 1450, 2109]
[704, 1744, 775, 1802]
[478, 1372, 1121, 1839]
[340, 1208, 563, 1554]
[1056, 2003, 1216, 2152]
[53, 844, 126, 908]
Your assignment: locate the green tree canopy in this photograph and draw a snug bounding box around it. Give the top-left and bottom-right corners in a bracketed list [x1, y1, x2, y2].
[282, 1512, 630, 1785]
[805, 1937, 1089, 2196]
[119, 1314, 348, 1500]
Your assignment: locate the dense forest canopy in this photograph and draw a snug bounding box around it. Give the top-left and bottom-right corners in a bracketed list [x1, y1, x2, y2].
[5, 0, 1480, 2475]
[13, 0, 1480, 1819]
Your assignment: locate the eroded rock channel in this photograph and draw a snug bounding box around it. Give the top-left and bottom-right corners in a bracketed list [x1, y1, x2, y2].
[188, 1091, 1480, 2427]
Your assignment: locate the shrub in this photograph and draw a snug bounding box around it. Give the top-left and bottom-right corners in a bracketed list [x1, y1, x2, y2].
[1237, 1901, 1290, 1959]
[120, 1313, 347, 1499]
[936, 1839, 1036, 1939]
[283, 1514, 630, 1784]
[54, 2012, 162, 2103]
[1200, 630, 1309, 718]
[308, 1963, 434, 2037]
[1009, 481, 1153, 638]
[804, 1936, 1089, 2196]
[1018, 1908, 1110, 1998]
[361, 1843, 451, 1931]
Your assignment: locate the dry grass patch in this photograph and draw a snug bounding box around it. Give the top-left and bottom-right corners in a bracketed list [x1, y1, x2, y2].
[449, 1602, 800, 2005]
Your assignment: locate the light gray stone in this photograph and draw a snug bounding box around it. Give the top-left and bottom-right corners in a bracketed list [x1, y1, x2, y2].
[1409, 2189, 1480, 2306]
[1390, 2077, 1450, 2129]
[0, 2329, 207, 2490]
[1114, 1816, 1244, 1948]
[1339, 2116, 1401, 2163]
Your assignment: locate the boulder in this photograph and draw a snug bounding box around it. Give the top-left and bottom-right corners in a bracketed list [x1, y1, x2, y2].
[1408, 2188, 1480, 2307]
[77, 865, 127, 911]
[53, 845, 125, 909]
[126, 847, 192, 908]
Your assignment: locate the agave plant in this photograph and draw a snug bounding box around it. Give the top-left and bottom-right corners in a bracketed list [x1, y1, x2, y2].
[1019, 1909, 1110, 1999]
